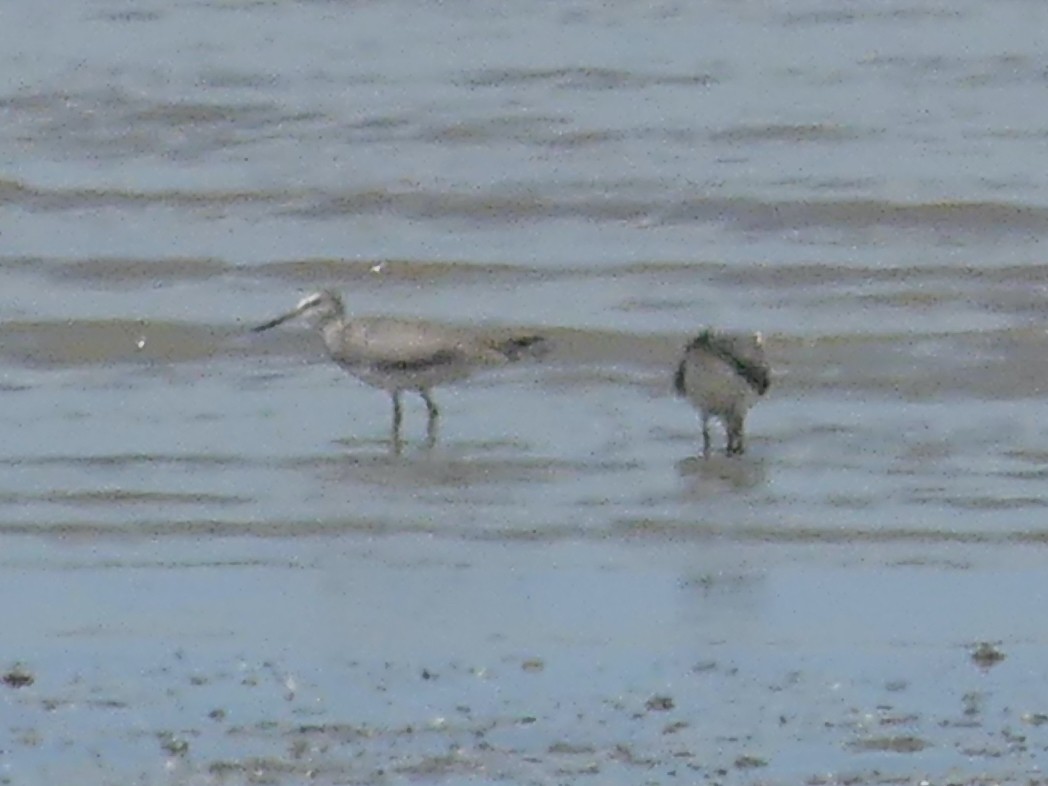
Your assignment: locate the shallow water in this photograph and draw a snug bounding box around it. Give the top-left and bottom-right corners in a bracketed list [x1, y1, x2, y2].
[5, 0, 1048, 783]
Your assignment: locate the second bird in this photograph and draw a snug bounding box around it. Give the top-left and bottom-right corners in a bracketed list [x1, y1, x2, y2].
[674, 329, 771, 457]
[253, 290, 548, 448]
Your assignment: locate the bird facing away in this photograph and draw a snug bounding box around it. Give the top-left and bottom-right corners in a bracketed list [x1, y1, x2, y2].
[673, 329, 770, 457]
[253, 290, 548, 448]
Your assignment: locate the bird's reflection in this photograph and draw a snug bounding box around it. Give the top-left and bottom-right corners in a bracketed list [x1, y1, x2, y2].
[676, 451, 767, 496]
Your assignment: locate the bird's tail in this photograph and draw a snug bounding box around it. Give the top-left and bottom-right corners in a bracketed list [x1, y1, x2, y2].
[495, 335, 550, 361]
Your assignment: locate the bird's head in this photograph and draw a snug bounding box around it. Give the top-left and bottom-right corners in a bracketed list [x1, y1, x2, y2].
[253, 290, 345, 332]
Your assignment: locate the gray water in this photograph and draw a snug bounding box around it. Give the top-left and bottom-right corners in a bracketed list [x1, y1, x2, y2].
[4, 1, 1048, 783]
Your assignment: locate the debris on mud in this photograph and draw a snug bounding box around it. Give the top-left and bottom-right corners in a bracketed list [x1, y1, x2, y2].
[645, 694, 674, 712]
[848, 735, 929, 753]
[734, 754, 768, 769]
[521, 657, 545, 673]
[971, 642, 1006, 670]
[3, 664, 34, 689]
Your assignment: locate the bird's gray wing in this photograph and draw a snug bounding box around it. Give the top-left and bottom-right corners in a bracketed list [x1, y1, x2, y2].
[330, 318, 480, 369]
[688, 330, 771, 395]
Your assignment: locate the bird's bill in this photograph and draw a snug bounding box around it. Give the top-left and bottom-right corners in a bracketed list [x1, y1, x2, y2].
[252, 306, 302, 333]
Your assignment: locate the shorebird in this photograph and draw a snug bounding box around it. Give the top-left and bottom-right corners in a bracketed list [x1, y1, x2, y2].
[253, 290, 548, 447]
[674, 329, 770, 457]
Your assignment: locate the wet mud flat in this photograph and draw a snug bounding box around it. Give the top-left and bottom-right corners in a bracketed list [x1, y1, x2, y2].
[6, 271, 1048, 784]
[8, 0, 1048, 780]
[6, 259, 1048, 785]
[5, 534, 1048, 785]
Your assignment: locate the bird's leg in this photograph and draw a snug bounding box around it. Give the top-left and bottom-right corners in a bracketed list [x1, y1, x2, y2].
[726, 412, 745, 456]
[391, 391, 404, 452]
[420, 389, 439, 421]
[420, 389, 439, 448]
[701, 412, 712, 458]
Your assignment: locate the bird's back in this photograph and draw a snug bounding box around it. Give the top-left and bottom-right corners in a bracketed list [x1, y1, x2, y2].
[321, 317, 543, 391]
[676, 329, 770, 399]
[324, 318, 467, 363]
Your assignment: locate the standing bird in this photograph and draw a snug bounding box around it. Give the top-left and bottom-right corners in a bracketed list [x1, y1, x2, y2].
[674, 329, 770, 457]
[253, 290, 547, 448]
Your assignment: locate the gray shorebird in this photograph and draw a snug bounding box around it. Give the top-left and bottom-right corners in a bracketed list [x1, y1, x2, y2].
[253, 290, 547, 448]
[674, 329, 770, 457]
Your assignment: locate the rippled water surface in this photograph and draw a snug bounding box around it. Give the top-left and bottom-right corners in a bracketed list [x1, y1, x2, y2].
[5, 0, 1048, 783]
